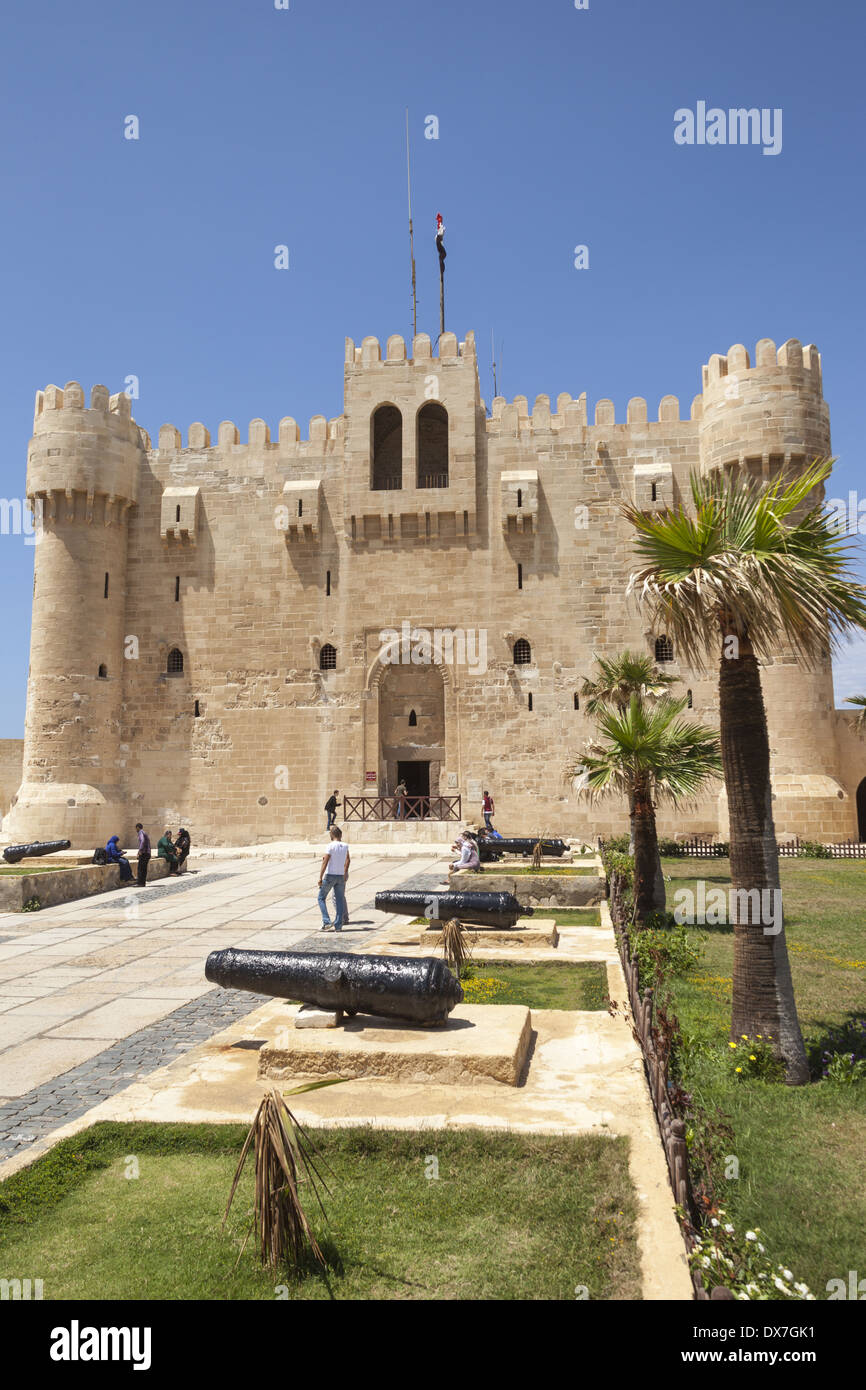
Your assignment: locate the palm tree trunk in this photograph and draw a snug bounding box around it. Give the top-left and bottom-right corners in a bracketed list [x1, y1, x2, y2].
[632, 775, 660, 924]
[718, 631, 809, 1085]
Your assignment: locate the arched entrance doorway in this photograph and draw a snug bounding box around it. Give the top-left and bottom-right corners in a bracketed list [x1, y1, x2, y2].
[378, 661, 445, 816]
[857, 777, 866, 842]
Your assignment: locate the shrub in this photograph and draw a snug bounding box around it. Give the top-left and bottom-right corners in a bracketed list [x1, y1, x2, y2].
[627, 913, 703, 983]
[686, 1207, 815, 1300]
[726, 1034, 784, 1083]
[794, 840, 833, 859]
[809, 1017, 866, 1082]
[21, 897, 41, 913]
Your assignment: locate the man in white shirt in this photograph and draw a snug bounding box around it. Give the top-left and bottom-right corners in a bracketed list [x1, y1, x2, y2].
[317, 826, 350, 932]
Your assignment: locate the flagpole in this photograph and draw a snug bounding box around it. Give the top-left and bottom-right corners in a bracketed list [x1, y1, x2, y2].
[405, 109, 417, 341]
[436, 212, 446, 340]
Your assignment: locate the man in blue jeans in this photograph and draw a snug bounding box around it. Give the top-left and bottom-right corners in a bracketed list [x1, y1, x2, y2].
[317, 826, 349, 931]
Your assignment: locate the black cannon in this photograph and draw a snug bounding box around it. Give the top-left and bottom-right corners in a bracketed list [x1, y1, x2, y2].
[479, 837, 569, 862]
[205, 946, 463, 1025]
[2, 839, 72, 865]
[374, 889, 530, 929]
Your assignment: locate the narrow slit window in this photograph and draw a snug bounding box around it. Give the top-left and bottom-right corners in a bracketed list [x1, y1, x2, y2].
[528, 693, 533, 711]
[687, 689, 693, 708]
[175, 504, 181, 522]
[517, 563, 523, 590]
[574, 693, 579, 710]
[651, 483, 657, 502]
[298, 499, 303, 518]
[104, 572, 109, 599]
[517, 488, 523, 508]
[174, 576, 180, 602]
[326, 570, 331, 596]
[194, 699, 201, 717]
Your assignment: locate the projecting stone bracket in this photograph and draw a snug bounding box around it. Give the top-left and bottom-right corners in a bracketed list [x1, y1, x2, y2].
[161, 486, 201, 542]
[500, 469, 539, 533]
[281, 480, 322, 540]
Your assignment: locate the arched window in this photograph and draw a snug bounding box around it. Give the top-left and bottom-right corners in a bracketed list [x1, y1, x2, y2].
[655, 635, 674, 663]
[167, 648, 184, 675]
[320, 644, 337, 671]
[513, 639, 532, 666]
[371, 405, 402, 491]
[408, 709, 417, 727]
[97, 664, 108, 679]
[417, 402, 448, 488]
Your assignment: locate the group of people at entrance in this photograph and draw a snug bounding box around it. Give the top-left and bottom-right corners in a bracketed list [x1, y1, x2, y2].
[99, 826, 191, 885]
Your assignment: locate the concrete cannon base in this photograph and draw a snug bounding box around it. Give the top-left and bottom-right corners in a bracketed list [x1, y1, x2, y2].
[420, 917, 559, 950]
[258, 1003, 533, 1087]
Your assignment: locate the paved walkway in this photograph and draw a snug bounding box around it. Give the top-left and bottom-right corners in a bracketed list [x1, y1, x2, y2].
[0, 854, 442, 1161]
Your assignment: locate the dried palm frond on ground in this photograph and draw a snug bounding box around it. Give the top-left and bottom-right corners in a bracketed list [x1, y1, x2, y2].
[440, 917, 472, 979]
[225, 1082, 344, 1273]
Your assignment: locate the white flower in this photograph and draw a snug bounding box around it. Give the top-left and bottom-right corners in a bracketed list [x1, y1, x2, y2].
[781, 1268, 793, 1280]
[710, 1217, 719, 1227]
[745, 1231, 758, 1241]
[724, 1223, 734, 1233]
[794, 1282, 809, 1294]
[758, 1243, 765, 1253]
[773, 1276, 789, 1292]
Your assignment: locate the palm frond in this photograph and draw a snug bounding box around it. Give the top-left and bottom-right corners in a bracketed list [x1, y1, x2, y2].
[570, 693, 722, 809]
[845, 694, 866, 730]
[440, 917, 472, 978]
[623, 461, 866, 667]
[225, 1081, 346, 1274]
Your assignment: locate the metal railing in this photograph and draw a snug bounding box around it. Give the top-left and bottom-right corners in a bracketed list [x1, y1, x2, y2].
[342, 795, 462, 822]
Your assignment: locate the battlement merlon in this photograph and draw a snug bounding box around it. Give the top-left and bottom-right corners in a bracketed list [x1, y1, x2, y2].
[27, 381, 144, 509]
[698, 337, 831, 479]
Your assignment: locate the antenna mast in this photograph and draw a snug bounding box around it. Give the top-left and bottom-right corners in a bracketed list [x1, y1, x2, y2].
[406, 109, 417, 340]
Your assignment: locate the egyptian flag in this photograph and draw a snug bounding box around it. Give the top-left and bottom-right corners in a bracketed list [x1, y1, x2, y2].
[436, 212, 446, 270]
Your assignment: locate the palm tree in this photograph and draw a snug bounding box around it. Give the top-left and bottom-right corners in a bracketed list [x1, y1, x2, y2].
[573, 694, 722, 922]
[845, 695, 866, 730]
[622, 459, 866, 1084]
[579, 650, 679, 717]
[579, 651, 679, 903]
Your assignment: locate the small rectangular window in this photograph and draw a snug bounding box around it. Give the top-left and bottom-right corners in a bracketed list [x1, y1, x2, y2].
[517, 563, 523, 591]
[174, 576, 180, 602]
[104, 572, 109, 598]
[326, 570, 331, 596]
[651, 482, 657, 502]
[574, 693, 579, 710]
[528, 693, 533, 711]
[176, 504, 181, 522]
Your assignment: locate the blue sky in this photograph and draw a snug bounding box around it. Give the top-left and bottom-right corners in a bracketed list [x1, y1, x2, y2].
[0, 0, 864, 734]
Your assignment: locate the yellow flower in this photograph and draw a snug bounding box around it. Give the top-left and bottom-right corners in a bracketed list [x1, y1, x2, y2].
[749, 1055, 756, 1061]
[741, 1034, 748, 1041]
[729, 1042, 737, 1049]
[735, 1066, 742, 1073]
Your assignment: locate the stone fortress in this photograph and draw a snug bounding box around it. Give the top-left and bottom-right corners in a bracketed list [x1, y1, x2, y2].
[2, 329, 865, 848]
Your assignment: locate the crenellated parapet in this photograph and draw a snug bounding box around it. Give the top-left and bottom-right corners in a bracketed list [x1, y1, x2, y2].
[28, 382, 144, 517]
[152, 413, 346, 459]
[698, 337, 830, 479]
[484, 390, 698, 438]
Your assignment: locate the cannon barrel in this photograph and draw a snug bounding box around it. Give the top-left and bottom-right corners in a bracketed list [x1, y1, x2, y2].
[3, 839, 72, 865]
[479, 837, 569, 861]
[374, 889, 530, 928]
[205, 947, 463, 1025]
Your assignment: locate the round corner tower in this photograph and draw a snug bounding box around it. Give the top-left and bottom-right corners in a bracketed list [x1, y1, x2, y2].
[5, 382, 143, 847]
[697, 337, 853, 840]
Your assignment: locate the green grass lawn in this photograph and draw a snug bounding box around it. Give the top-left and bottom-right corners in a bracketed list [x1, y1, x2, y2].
[661, 857, 866, 1297]
[0, 1122, 640, 1301]
[459, 961, 609, 1010]
[550, 908, 602, 927]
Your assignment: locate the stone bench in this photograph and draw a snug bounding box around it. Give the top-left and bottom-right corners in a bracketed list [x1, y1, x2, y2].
[0, 856, 175, 911]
